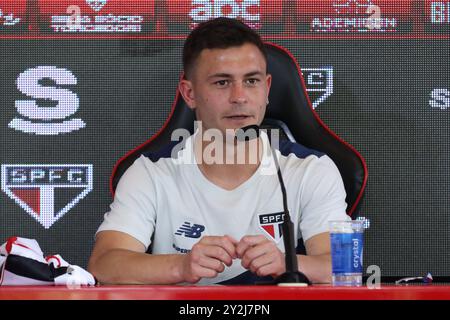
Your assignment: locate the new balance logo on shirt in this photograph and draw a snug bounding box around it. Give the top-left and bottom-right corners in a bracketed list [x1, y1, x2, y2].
[174, 222, 205, 239]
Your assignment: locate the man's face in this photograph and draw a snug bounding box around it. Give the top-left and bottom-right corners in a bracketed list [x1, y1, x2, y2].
[180, 43, 271, 135]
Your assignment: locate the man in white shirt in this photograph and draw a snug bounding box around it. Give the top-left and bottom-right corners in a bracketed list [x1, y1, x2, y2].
[88, 17, 349, 285]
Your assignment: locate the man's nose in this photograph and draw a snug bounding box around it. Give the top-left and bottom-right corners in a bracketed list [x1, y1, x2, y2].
[229, 83, 248, 104]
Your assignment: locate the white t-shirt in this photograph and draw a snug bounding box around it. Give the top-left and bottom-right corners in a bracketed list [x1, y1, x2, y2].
[96, 130, 349, 284]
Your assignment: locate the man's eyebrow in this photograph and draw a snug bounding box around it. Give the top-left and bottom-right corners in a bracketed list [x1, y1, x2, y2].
[244, 71, 265, 77]
[207, 71, 265, 80]
[208, 73, 232, 80]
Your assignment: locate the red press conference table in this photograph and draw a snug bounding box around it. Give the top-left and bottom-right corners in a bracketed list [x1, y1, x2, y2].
[1, 284, 450, 300]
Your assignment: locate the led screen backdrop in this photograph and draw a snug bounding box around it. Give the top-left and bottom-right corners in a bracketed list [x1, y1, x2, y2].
[0, 0, 449, 279]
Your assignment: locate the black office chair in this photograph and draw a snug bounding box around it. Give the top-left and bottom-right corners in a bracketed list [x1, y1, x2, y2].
[110, 42, 367, 221]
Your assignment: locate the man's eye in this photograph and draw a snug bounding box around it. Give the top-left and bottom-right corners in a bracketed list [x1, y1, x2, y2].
[215, 80, 229, 86]
[246, 78, 260, 85]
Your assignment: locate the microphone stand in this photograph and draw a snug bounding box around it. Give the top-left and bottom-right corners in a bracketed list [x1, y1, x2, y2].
[269, 143, 310, 286]
[236, 125, 311, 285]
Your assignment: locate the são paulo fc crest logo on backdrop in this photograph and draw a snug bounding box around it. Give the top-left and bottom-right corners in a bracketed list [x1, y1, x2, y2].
[258, 212, 284, 242]
[303, 67, 333, 110]
[1, 164, 93, 229]
[86, 0, 107, 12]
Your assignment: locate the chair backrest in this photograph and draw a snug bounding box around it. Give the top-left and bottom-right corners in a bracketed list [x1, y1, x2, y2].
[110, 42, 368, 217]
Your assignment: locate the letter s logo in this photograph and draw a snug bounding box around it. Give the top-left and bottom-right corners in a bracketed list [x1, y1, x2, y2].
[429, 88, 450, 110]
[9, 66, 85, 135]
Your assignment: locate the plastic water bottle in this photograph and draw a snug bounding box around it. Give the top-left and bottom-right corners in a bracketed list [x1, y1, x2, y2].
[329, 220, 364, 286]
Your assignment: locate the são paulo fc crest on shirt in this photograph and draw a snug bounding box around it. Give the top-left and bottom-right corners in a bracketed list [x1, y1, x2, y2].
[258, 212, 284, 242]
[1, 164, 93, 229]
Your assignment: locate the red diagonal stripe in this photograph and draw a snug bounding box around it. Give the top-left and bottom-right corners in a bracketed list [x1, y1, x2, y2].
[11, 188, 40, 216]
[262, 225, 274, 238]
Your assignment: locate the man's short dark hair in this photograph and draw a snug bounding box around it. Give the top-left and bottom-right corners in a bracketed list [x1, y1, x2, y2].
[182, 18, 268, 80]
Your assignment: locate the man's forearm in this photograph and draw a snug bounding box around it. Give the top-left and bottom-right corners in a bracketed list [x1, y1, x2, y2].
[297, 254, 332, 284]
[88, 249, 186, 285]
[89, 250, 332, 285]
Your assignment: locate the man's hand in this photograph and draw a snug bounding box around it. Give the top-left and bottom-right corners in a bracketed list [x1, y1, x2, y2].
[236, 235, 285, 278]
[180, 235, 238, 283]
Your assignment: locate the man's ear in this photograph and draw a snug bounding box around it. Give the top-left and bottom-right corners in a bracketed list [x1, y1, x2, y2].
[178, 79, 196, 110]
[266, 73, 272, 95]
